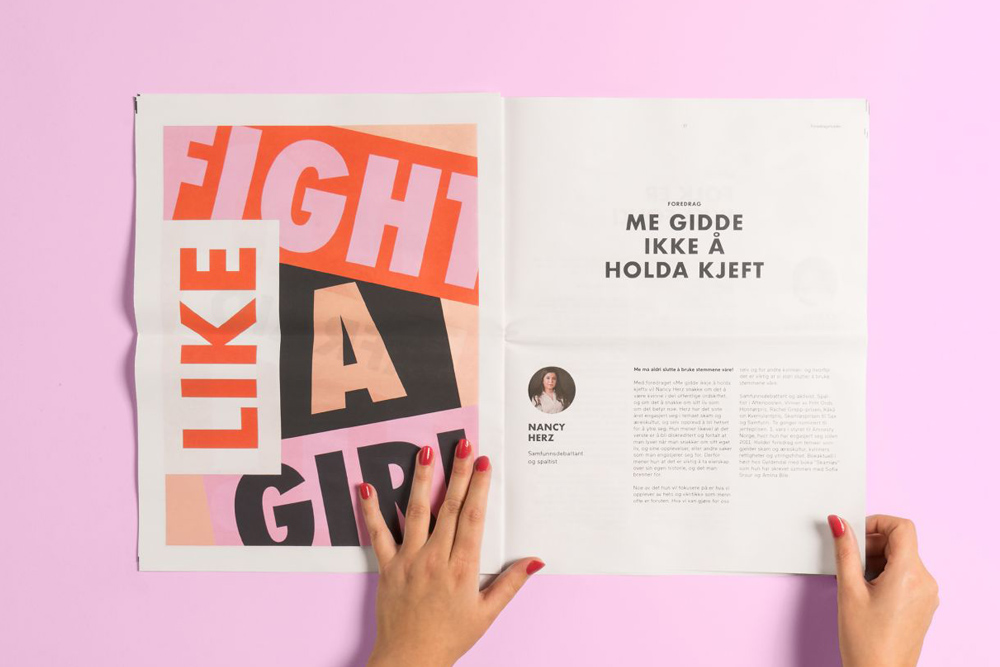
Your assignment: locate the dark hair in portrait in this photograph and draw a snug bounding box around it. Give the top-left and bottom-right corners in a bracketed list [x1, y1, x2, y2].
[527, 366, 576, 413]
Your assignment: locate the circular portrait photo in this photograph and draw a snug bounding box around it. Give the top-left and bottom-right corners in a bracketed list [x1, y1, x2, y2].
[527, 367, 576, 415]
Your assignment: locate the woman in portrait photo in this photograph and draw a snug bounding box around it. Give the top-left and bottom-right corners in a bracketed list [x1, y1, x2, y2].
[530, 367, 569, 414]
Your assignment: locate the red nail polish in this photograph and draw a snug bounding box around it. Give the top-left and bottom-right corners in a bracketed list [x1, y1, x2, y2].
[827, 515, 845, 538]
[419, 446, 434, 466]
[475, 456, 490, 472]
[526, 560, 545, 575]
[360, 483, 372, 500]
[456, 439, 472, 459]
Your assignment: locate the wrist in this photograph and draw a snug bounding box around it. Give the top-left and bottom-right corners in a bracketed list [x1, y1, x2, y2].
[368, 648, 452, 667]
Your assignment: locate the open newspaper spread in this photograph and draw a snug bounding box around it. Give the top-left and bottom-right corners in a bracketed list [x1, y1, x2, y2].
[134, 94, 867, 574]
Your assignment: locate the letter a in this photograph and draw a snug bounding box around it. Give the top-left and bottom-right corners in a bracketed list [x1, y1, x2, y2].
[311, 282, 406, 413]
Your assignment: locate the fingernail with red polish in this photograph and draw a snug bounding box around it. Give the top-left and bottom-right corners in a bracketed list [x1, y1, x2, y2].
[456, 439, 472, 459]
[419, 446, 434, 466]
[360, 483, 372, 500]
[827, 514, 845, 538]
[475, 456, 490, 472]
[526, 560, 545, 575]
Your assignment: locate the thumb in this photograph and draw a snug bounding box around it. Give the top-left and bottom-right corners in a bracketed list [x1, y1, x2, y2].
[828, 515, 866, 598]
[482, 557, 545, 620]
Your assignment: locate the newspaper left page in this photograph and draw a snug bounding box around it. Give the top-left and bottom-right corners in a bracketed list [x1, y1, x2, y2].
[135, 94, 504, 572]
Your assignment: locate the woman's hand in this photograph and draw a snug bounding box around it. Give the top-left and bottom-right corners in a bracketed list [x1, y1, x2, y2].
[828, 514, 939, 667]
[360, 440, 544, 667]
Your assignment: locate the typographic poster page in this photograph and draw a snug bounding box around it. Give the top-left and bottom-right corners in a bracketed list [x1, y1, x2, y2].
[135, 95, 504, 572]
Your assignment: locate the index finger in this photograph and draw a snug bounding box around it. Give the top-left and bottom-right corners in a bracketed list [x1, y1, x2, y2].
[866, 514, 918, 562]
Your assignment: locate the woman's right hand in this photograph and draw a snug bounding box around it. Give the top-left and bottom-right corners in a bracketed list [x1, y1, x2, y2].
[828, 514, 939, 667]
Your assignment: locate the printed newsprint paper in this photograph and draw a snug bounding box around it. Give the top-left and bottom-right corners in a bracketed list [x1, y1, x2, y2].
[134, 95, 867, 574]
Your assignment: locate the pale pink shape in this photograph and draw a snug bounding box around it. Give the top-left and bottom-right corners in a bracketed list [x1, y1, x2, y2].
[347, 155, 441, 275]
[443, 172, 478, 288]
[261, 139, 348, 253]
[261, 486, 288, 543]
[162, 126, 216, 220]
[212, 126, 262, 220]
[388, 463, 405, 488]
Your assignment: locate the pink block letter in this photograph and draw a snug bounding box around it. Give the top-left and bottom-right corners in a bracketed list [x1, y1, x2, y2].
[212, 126, 262, 220]
[261, 140, 348, 253]
[163, 126, 217, 220]
[443, 173, 478, 288]
[347, 156, 441, 276]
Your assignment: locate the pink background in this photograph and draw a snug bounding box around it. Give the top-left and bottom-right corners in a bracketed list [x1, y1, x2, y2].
[2, 1, 996, 664]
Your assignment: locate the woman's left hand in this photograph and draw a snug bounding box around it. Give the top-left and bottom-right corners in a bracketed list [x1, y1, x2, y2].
[361, 440, 544, 667]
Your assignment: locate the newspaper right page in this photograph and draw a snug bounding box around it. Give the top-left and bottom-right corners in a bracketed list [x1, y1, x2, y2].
[502, 98, 868, 575]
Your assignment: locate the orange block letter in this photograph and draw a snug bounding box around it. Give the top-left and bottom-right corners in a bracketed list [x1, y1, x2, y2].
[180, 300, 257, 364]
[183, 407, 258, 449]
[179, 247, 256, 291]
